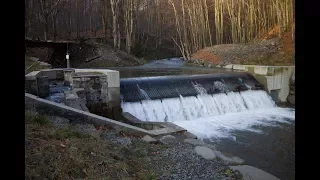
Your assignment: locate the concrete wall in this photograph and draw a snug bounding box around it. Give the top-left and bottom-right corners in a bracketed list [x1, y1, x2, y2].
[224, 64, 295, 102]
[25, 93, 188, 137]
[25, 93, 153, 135]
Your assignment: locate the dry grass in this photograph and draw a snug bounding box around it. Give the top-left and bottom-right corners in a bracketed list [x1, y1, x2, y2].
[25, 110, 156, 180]
[25, 56, 49, 74]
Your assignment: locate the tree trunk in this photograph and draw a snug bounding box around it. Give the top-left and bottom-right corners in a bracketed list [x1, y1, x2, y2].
[76, 0, 80, 39]
[110, 0, 118, 51]
[117, 22, 121, 49]
[101, 0, 107, 40]
[53, 14, 57, 40]
[44, 15, 48, 40]
[90, 0, 93, 32]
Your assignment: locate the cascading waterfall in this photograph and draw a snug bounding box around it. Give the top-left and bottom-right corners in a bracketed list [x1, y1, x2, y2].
[121, 90, 277, 122]
[120, 73, 295, 139]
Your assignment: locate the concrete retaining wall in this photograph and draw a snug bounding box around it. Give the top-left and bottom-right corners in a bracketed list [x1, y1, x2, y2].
[25, 93, 153, 135]
[25, 93, 188, 137]
[223, 64, 295, 102]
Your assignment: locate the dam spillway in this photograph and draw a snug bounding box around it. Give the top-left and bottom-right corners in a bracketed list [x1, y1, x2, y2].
[120, 72, 294, 140]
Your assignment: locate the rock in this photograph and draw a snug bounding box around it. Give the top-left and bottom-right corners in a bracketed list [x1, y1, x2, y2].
[229, 165, 280, 180]
[159, 135, 176, 144]
[184, 138, 205, 146]
[289, 89, 295, 95]
[142, 135, 157, 143]
[184, 131, 198, 139]
[290, 73, 295, 86]
[116, 137, 132, 146]
[194, 146, 216, 160]
[224, 64, 233, 69]
[213, 150, 244, 165]
[39, 61, 52, 67]
[203, 61, 209, 67]
[73, 124, 101, 138]
[30, 57, 39, 61]
[203, 144, 217, 150]
[287, 94, 295, 105]
[208, 64, 212, 68]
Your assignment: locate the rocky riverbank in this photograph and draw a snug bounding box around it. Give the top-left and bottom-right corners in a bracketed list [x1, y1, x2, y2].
[25, 109, 243, 180]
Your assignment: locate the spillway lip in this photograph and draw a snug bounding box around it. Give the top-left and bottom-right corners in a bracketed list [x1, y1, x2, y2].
[120, 72, 265, 102]
[120, 72, 252, 81]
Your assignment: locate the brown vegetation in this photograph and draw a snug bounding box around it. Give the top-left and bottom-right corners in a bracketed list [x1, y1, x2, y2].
[25, 110, 157, 179]
[191, 23, 294, 66]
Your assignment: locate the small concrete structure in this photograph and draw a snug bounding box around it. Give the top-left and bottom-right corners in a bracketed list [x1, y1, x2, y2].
[223, 64, 295, 102]
[25, 68, 121, 119]
[121, 112, 187, 136]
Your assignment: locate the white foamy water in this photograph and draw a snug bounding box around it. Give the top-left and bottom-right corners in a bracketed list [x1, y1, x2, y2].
[121, 90, 295, 139]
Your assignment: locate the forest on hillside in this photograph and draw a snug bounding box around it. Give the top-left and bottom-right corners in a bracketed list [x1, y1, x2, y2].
[25, 0, 295, 60]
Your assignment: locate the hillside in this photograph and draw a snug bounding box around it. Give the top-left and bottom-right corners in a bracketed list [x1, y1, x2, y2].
[190, 27, 294, 66]
[25, 39, 147, 68]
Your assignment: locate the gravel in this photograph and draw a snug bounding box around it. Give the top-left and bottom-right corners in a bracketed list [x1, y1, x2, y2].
[47, 116, 70, 128]
[143, 139, 232, 180]
[102, 130, 134, 146]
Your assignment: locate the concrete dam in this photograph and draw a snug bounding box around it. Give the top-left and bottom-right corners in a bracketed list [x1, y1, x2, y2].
[25, 66, 295, 180]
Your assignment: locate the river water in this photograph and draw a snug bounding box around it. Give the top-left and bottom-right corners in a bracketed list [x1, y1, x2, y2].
[115, 58, 295, 180]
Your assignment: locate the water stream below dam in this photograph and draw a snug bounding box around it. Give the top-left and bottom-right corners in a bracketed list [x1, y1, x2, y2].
[113, 58, 294, 180]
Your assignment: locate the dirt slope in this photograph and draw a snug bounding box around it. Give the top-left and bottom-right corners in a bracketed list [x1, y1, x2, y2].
[191, 27, 294, 66]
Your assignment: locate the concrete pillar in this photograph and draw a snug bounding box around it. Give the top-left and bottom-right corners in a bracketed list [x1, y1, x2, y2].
[63, 69, 75, 84]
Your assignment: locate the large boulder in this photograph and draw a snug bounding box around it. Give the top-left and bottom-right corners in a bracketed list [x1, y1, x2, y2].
[194, 146, 216, 160]
[142, 135, 157, 143]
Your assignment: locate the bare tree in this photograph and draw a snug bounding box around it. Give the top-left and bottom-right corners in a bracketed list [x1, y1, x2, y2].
[110, 0, 121, 51]
[123, 0, 134, 54]
[38, 0, 61, 40]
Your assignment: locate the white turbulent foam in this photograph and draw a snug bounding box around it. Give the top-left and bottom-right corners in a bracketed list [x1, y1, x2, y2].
[121, 90, 295, 139]
[192, 82, 207, 95]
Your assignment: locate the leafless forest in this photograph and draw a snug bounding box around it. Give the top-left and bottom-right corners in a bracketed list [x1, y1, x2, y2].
[25, 0, 294, 60]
